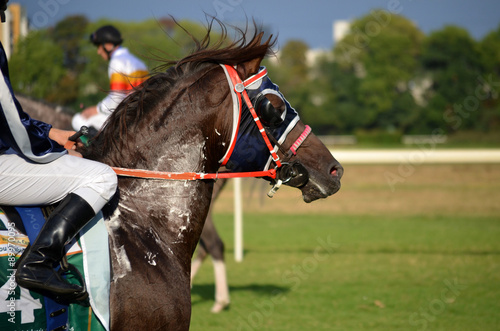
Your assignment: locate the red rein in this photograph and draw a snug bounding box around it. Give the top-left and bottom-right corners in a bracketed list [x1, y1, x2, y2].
[111, 167, 277, 180]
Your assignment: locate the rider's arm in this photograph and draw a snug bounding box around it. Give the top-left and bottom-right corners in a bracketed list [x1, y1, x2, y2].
[96, 51, 147, 116]
[96, 55, 129, 116]
[96, 89, 125, 116]
[0, 42, 67, 163]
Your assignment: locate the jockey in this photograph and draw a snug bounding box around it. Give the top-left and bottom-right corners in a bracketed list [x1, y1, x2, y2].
[0, 0, 117, 304]
[72, 25, 148, 132]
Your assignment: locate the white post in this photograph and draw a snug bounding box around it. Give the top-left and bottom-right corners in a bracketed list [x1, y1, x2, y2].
[234, 177, 243, 262]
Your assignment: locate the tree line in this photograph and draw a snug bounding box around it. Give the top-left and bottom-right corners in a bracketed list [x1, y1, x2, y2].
[9, 10, 500, 137]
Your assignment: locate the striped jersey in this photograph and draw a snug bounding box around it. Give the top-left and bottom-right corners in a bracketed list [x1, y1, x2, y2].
[97, 47, 148, 115]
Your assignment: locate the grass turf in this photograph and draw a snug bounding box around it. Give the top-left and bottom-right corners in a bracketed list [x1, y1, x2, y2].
[190, 164, 500, 330]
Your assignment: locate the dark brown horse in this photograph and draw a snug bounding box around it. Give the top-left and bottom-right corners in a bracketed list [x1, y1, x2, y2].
[78, 22, 343, 330]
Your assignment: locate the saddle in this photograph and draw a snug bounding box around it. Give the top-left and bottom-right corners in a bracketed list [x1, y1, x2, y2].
[0, 205, 110, 331]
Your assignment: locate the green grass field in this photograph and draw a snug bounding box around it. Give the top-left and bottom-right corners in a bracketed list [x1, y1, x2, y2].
[189, 164, 500, 331]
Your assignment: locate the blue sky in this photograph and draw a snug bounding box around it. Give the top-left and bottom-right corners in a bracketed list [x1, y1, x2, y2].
[14, 0, 500, 49]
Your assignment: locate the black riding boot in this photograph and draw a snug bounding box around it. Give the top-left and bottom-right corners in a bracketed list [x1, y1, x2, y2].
[15, 193, 95, 305]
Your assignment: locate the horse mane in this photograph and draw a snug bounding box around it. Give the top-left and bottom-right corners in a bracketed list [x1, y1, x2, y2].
[157, 18, 276, 70]
[84, 19, 276, 160]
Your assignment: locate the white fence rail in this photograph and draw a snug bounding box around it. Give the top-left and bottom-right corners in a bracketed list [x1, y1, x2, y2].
[318, 135, 451, 146]
[331, 149, 500, 164]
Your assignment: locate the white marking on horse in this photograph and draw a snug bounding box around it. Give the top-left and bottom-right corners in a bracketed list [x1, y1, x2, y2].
[178, 225, 188, 239]
[113, 245, 132, 281]
[145, 251, 157, 266]
[118, 202, 136, 213]
[308, 176, 329, 196]
[106, 208, 132, 281]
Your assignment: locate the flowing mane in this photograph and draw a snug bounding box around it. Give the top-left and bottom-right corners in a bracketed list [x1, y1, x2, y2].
[84, 20, 276, 161]
[170, 19, 276, 68]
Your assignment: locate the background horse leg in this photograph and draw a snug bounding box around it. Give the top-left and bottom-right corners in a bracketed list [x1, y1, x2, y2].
[191, 178, 230, 313]
[190, 239, 208, 282]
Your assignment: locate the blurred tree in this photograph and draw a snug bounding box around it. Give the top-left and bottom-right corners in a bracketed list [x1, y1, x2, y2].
[278, 40, 309, 83]
[480, 24, 500, 76]
[477, 24, 500, 131]
[9, 17, 222, 109]
[332, 10, 424, 133]
[307, 59, 361, 134]
[44, 15, 89, 106]
[9, 30, 65, 103]
[51, 15, 89, 70]
[265, 40, 333, 132]
[420, 26, 484, 132]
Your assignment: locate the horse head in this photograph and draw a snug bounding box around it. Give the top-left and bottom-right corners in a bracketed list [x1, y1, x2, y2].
[216, 32, 343, 202]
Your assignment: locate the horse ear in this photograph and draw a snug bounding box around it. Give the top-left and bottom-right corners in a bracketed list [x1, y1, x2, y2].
[237, 57, 263, 80]
[236, 32, 271, 80]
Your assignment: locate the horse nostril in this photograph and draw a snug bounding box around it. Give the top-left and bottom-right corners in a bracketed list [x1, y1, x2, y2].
[330, 164, 343, 178]
[330, 166, 338, 177]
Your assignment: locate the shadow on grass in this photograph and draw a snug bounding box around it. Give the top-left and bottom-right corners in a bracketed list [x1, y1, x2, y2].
[191, 283, 290, 306]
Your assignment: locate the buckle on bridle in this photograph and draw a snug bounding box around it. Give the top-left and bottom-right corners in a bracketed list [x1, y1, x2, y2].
[267, 178, 283, 198]
[267, 161, 309, 198]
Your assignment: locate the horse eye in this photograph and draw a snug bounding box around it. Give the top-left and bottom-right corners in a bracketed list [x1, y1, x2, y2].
[255, 94, 285, 128]
[266, 94, 286, 113]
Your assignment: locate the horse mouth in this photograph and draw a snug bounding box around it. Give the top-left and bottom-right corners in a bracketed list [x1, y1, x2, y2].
[301, 163, 343, 203]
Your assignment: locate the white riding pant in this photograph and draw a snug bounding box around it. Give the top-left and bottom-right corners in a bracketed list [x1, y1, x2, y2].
[0, 151, 117, 214]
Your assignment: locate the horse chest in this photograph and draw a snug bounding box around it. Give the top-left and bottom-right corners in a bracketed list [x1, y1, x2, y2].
[109, 180, 210, 253]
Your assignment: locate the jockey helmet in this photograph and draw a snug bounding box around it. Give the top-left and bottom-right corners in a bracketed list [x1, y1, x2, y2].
[90, 25, 123, 46]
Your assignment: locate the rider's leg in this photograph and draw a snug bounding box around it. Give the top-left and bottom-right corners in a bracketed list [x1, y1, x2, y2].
[14, 193, 95, 303]
[0, 152, 117, 207]
[0, 152, 117, 303]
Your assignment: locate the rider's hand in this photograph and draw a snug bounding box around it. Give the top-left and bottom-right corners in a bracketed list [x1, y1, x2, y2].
[49, 128, 75, 146]
[48, 128, 84, 150]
